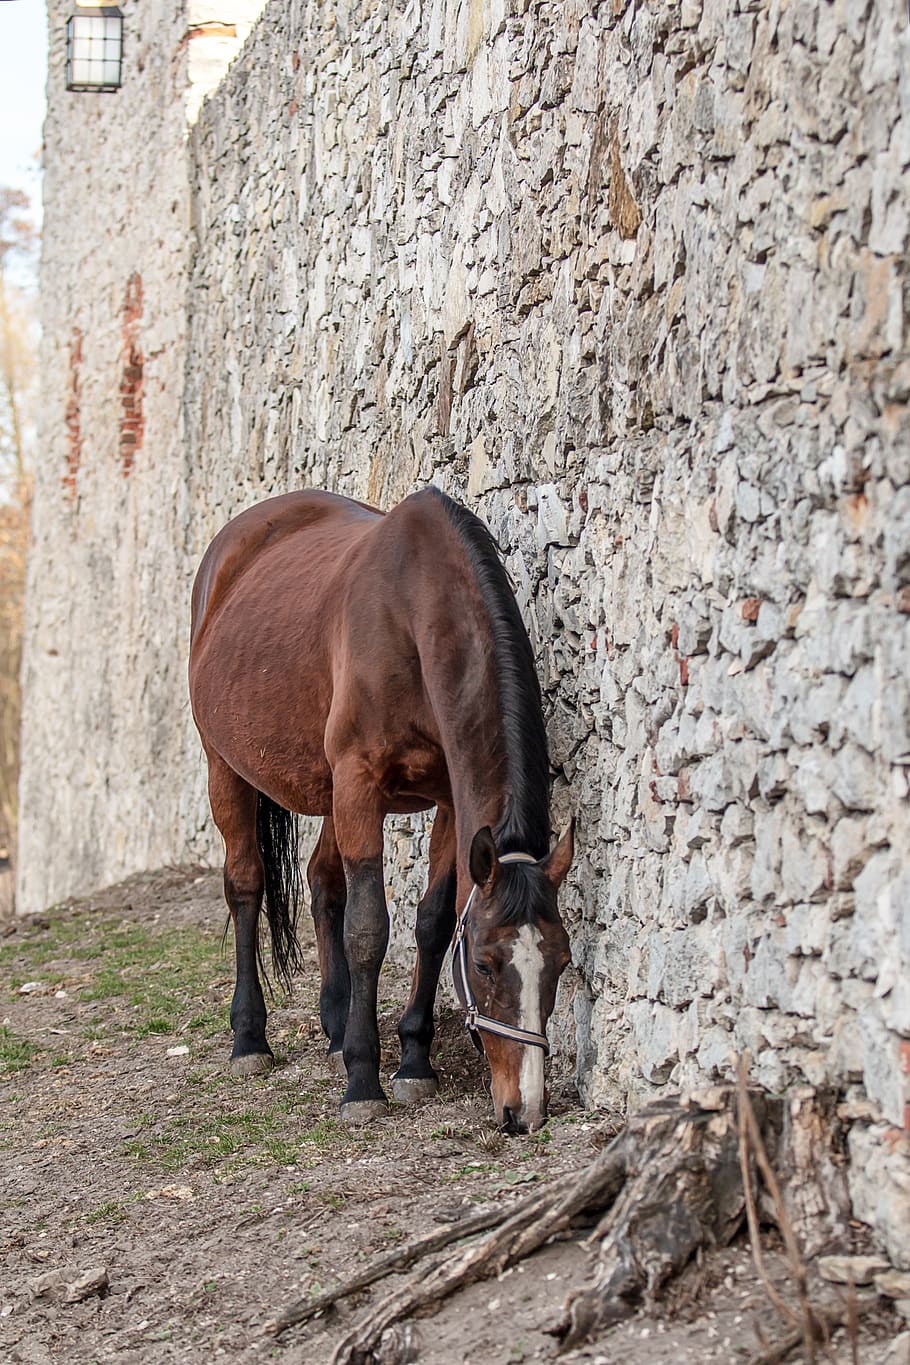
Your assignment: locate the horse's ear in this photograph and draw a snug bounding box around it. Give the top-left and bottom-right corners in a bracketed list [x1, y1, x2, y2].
[469, 827, 499, 892]
[541, 819, 574, 889]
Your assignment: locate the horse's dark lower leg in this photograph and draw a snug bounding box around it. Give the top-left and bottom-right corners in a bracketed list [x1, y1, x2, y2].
[393, 868, 456, 1097]
[329, 763, 390, 1122]
[307, 817, 349, 1065]
[226, 868, 271, 1071]
[339, 855, 390, 1119]
[206, 752, 272, 1074]
[393, 806, 456, 1101]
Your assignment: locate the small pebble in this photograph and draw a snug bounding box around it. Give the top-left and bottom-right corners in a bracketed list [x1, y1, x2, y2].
[819, 1254, 891, 1285]
[875, 1271, 910, 1300]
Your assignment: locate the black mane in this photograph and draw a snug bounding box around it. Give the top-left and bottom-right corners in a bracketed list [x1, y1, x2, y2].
[427, 486, 551, 862]
[495, 860, 558, 926]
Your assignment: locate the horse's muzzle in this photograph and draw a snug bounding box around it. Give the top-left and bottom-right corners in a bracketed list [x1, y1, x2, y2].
[501, 1105, 547, 1135]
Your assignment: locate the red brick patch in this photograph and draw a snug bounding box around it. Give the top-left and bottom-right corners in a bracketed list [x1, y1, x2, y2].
[62, 328, 83, 501]
[119, 273, 144, 475]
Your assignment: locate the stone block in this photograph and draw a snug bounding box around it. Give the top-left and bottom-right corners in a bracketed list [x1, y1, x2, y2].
[646, 925, 720, 1008]
[832, 743, 879, 812]
[831, 816, 873, 890]
[536, 483, 569, 547]
[720, 802, 754, 847]
[626, 998, 681, 1085]
[792, 747, 838, 818]
[751, 807, 784, 903]
[779, 824, 829, 904]
[848, 1124, 910, 1271]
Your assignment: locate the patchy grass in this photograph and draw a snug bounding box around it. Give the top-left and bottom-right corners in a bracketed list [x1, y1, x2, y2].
[0, 1024, 41, 1073]
[0, 907, 237, 1052]
[76, 921, 228, 1035]
[85, 1198, 130, 1227]
[118, 1096, 376, 1177]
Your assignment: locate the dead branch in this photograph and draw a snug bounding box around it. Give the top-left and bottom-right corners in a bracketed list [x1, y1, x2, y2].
[737, 1055, 844, 1365]
[738, 1058, 816, 1360]
[737, 1058, 803, 1338]
[746, 1298, 879, 1365]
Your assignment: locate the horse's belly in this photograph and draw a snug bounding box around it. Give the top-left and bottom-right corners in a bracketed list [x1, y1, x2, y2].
[194, 657, 335, 814]
[212, 727, 334, 815]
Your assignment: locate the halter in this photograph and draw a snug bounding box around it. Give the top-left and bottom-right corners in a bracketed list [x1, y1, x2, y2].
[452, 852, 551, 1056]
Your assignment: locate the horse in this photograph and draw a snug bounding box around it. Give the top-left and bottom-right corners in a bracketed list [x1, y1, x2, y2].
[188, 486, 573, 1133]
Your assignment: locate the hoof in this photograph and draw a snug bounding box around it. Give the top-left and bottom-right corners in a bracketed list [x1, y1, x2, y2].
[340, 1099, 390, 1126]
[390, 1075, 438, 1104]
[230, 1052, 273, 1077]
[327, 1050, 347, 1078]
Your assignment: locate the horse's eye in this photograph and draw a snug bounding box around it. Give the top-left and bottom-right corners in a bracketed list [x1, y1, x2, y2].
[473, 961, 494, 979]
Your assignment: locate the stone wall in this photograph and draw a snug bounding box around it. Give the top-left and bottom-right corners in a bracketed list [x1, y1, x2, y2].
[184, 0, 910, 1261]
[18, 0, 263, 914]
[23, 0, 910, 1265]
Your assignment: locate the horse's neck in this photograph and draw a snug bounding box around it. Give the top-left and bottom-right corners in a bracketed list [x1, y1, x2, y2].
[423, 650, 540, 891]
[400, 493, 548, 882]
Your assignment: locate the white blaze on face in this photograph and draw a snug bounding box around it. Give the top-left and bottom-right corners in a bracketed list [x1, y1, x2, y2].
[510, 923, 546, 1117]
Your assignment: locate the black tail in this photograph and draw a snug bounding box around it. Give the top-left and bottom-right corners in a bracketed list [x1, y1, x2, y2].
[255, 793, 304, 992]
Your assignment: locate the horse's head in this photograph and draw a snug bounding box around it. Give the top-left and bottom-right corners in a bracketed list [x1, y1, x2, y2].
[454, 823, 574, 1134]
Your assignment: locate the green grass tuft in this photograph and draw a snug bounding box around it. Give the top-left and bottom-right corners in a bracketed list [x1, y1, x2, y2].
[0, 1025, 40, 1073]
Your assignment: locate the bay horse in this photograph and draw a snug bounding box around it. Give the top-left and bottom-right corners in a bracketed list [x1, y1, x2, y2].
[189, 487, 573, 1132]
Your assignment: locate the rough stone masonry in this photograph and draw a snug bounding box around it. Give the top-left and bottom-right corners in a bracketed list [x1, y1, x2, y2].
[20, 0, 910, 1264]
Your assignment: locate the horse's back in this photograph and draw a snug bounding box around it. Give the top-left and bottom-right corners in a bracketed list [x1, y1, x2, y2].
[188, 486, 473, 815]
[191, 490, 381, 642]
[189, 491, 385, 810]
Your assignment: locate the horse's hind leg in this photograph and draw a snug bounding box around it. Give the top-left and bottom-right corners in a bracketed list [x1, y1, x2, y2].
[330, 760, 390, 1125]
[307, 816, 349, 1072]
[206, 751, 273, 1075]
[392, 805, 456, 1104]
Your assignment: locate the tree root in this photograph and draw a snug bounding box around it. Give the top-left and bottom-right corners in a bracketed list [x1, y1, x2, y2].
[264, 1203, 510, 1336]
[266, 1074, 852, 1365]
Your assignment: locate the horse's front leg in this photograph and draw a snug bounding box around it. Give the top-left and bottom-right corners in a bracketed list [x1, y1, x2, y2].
[206, 753, 273, 1075]
[307, 815, 349, 1072]
[392, 804, 456, 1103]
[332, 768, 389, 1124]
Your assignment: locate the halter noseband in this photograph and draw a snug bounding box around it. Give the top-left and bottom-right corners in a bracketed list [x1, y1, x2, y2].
[452, 852, 551, 1056]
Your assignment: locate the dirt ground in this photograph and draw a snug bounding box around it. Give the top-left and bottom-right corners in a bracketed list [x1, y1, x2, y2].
[0, 867, 904, 1365]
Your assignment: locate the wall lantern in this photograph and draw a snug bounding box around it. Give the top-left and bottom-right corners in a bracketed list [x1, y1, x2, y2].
[66, 6, 124, 92]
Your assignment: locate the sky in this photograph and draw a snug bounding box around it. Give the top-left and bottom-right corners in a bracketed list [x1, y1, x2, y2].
[0, 0, 48, 221]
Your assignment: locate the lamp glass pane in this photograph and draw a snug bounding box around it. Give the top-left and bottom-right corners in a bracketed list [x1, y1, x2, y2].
[67, 10, 122, 88]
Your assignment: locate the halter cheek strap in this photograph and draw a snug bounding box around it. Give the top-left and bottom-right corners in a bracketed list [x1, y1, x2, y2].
[452, 852, 551, 1056]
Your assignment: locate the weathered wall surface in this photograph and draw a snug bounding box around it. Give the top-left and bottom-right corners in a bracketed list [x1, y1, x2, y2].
[184, 0, 910, 1261]
[18, 0, 263, 913]
[20, 0, 197, 916]
[23, 0, 910, 1265]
